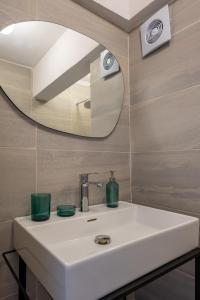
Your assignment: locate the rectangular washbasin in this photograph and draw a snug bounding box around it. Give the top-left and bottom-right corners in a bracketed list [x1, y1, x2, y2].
[14, 202, 199, 300]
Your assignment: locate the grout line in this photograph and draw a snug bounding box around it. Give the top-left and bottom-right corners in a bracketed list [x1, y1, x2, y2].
[36, 279, 39, 300]
[0, 57, 31, 70]
[0, 218, 13, 223]
[35, 0, 39, 20]
[35, 125, 38, 193]
[0, 146, 129, 154]
[0, 146, 36, 150]
[173, 18, 200, 37]
[0, 293, 19, 300]
[176, 268, 195, 279]
[132, 83, 200, 111]
[36, 148, 130, 154]
[132, 148, 200, 155]
[127, 33, 133, 203]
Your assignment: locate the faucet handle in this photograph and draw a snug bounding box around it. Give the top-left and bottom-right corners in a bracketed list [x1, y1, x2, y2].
[96, 182, 104, 188]
[89, 181, 105, 188]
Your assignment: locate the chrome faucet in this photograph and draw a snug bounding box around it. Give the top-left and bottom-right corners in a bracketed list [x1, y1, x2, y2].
[80, 174, 89, 212]
[79, 173, 104, 212]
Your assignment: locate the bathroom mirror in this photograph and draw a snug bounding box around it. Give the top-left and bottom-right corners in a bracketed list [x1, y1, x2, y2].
[0, 21, 124, 137]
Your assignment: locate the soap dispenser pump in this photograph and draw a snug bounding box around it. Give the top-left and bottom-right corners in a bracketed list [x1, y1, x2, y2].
[106, 170, 119, 208]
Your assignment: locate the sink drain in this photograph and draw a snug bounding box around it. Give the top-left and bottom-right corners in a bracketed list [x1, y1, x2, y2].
[95, 235, 111, 245]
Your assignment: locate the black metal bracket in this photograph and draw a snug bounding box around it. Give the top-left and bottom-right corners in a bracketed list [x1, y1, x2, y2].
[2, 250, 30, 300]
[2, 248, 200, 300]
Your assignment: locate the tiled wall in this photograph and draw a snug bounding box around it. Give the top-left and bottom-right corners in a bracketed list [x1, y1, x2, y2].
[1, 0, 200, 299]
[0, 1, 130, 299]
[130, 0, 200, 299]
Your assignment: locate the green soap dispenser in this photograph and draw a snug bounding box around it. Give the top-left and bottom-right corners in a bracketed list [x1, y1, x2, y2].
[106, 170, 119, 208]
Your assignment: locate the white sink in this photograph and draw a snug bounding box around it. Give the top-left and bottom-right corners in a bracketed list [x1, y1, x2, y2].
[14, 202, 199, 300]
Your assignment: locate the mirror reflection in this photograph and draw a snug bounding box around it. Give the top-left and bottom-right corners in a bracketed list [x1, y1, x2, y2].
[0, 21, 124, 137]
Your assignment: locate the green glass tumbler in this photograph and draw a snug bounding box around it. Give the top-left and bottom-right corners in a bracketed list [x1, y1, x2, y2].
[31, 193, 51, 221]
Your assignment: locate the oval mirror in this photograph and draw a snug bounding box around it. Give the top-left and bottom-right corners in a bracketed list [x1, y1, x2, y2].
[0, 21, 124, 137]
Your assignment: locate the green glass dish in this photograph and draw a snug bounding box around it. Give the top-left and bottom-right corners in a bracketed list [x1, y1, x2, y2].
[57, 205, 76, 217]
[31, 193, 51, 221]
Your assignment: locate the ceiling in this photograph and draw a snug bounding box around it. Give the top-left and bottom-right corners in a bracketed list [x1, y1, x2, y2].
[92, 0, 154, 20]
[0, 21, 66, 67]
[73, 0, 172, 32]
[93, 0, 131, 20]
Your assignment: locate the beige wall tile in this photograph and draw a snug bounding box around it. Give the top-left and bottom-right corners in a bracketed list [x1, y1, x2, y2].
[130, 9, 200, 300]
[129, 31, 135, 108]
[0, 258, 17, 300]
[178, 260, 195, 278]
[0, 148, 36, 218]
[135, 269, 194, 300]
[132, 151, 200, 216]
[0, 60, 31, 91]
[0, 91, 36, 148]
[131, 20, 200, 104]
[37, 105, 130, 152]
[0, 221, 13, 255]
[131, 85, 200, 152]
[91, 57, 124, 136]
[0, 0, 36, 29]
[127, 293, 136, 300]
[1, 294, 18, 300]
[130, 1, 199, 300]
[37, 150, 130, 209]
[172, 0, 200, 34]
[37, 282, 52, 300]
